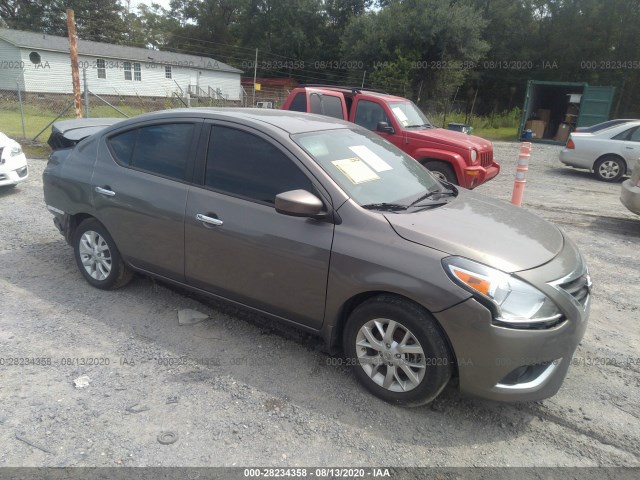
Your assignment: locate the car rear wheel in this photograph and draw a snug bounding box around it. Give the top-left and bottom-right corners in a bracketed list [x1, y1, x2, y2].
[594, 155, 625, 182]
[423, 161, 458, 185]
[343, 295, 453, 406]
[73, 219, 133, 290]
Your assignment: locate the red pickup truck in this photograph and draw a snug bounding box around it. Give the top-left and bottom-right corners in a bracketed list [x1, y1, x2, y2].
[281, 86, 499, 189]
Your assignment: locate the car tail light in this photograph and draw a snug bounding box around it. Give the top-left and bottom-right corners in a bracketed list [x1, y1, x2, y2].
[566, 138, 575, 149]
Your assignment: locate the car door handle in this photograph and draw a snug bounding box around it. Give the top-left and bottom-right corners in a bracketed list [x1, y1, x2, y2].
[196, 213, 223, 227]
[95, 186, 116, 197]
[625, 146, 634, 149]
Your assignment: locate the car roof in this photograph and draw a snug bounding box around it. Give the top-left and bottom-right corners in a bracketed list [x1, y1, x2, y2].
[296, 85, 410, 103]
[108, 108, 353, 135]
[594, 120, 640, 136]
[573, 120, 640, 138]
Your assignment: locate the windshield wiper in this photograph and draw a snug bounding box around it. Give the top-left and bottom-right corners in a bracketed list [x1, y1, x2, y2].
[361, 203, 409, 212]
[408, 189, 456, 207]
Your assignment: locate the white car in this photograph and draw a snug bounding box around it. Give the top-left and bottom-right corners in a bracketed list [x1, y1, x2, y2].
[560, 121, 640, 182]
[0, 132, 28, 188]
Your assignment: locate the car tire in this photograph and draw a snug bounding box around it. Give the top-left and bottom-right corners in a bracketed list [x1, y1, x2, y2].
[423, 161, 458, 185]
[72, 218, 133, 290]
[594, 155, 625, 182]
[343, 295, 453, 407]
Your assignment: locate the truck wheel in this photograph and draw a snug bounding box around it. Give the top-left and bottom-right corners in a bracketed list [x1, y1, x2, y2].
[424, 161, 458, 185]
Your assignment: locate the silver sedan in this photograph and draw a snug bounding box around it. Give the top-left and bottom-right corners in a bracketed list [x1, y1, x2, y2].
[560, 120, 640, 181]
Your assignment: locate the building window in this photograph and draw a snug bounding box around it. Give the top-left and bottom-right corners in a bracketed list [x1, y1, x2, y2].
[134, 63, 141, 81]
[165, 66, 172, 79]
[96, 58, 106, 79]
[123, 62, 132, 80]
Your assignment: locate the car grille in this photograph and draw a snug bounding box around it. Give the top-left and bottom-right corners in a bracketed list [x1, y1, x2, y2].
[558, 273, 591, 308]
[479, 151, 493, 167]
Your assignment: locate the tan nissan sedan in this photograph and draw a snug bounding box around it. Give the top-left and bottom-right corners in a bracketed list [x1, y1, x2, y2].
[43, 109, 591, 406]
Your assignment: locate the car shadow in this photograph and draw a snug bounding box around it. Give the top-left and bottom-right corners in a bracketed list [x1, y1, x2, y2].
[548, 166, 627, 184]
[0, 185, 20, 196]
[3, 240, 547, 450]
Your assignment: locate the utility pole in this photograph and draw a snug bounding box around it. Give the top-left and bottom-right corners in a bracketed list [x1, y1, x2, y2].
[253, 48, 258, 107]
[66, 9, 82, 119]
[361, 70, 366, 88]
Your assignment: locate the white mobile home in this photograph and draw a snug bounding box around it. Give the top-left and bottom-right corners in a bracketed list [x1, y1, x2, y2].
[0, 28, 242, 101]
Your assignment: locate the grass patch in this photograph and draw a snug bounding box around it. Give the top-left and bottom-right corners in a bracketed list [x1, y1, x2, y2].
[430, 108, 521, 141]
[22, 142, 52, 159]
[0, 104, 147, 141]
[473, 127, 518, 142]
[0, 103, 151, 157]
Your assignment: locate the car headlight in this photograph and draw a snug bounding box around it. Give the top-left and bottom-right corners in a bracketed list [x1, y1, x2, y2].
[442, 257, 564, 329]
[470, 149, 477, 163]
[10, 146, 22, 157]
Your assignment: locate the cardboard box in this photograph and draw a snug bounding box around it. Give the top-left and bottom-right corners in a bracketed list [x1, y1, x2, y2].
[525, 120, 546, 139]
[566, 104, 579, 115]
[555, 123, 571, 143]
[536, 109, 551, 123]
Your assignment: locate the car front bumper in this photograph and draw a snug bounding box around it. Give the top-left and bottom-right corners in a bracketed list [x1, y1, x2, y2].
[435, 238, 590, 402]
[0, 154, 28, 186]
[462, 163, 500, 189]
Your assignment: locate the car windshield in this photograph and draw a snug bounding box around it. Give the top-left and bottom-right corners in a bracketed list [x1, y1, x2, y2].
[388, 101, 433, 128]
[292, 127, 445, 207]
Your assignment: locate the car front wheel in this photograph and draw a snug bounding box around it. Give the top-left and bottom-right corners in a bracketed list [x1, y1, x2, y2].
[73, 219, 133, 290]
[343, 295, 453, 406]
[594, 155, 625, 182]
[423, 161, 458, 185]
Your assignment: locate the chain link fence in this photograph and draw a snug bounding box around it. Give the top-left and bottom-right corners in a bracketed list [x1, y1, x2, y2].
[0, 76, 295, 146]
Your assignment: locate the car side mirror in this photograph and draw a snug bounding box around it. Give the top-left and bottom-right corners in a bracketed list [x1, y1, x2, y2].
[377, 122, 395, 134]
[275, 190, 324, 217]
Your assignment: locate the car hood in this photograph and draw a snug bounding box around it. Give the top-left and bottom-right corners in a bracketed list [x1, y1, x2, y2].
[0, 132, 20, 149]
[384, 190, 564, 273]
[406, 128, 493, 150]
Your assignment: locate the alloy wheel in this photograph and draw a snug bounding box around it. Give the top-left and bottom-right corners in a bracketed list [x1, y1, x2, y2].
[78, 230, 112, 281]
[355, 318, 426, 392]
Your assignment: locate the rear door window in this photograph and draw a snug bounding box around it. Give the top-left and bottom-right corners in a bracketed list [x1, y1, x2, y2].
[108, 129, 137, 165]
[309, 93, 344, 119]
[108, 123, 195, 181]
[612, 127, 637, 141]
[289, 92, 307, 112]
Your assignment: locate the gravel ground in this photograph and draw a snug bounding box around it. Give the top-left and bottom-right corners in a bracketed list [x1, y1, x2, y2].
[0, 141, 638, 469]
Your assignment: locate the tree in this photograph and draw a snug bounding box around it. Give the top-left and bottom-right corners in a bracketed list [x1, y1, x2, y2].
[0, 0, 48, 31]
[0, 0, 128, 44]
[341, 0, 488, 102]
[124, 3, 178, 49]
